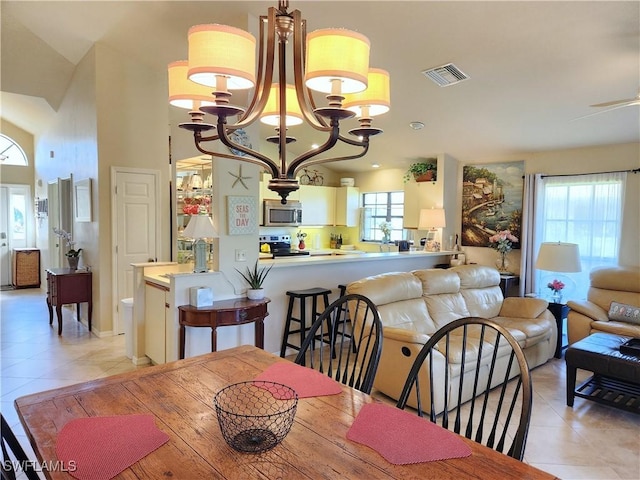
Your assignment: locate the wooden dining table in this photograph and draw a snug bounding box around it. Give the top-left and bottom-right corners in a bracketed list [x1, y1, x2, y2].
[15, 345, 558, 479]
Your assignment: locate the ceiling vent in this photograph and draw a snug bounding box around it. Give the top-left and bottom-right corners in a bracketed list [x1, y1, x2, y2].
[422, 63, 469, 87]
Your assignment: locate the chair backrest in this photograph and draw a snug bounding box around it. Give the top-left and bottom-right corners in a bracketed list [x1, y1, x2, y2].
[396, 316, 532, 461]
[294, 293, 383, 394]
[1, 413, 41, 480]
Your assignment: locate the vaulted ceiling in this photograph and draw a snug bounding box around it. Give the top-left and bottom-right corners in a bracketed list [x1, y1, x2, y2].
[2, 1, 638, 172]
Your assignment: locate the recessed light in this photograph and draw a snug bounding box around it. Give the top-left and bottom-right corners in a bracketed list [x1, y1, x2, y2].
[409, 121, 425, 130]
[371, 163, 380, 168]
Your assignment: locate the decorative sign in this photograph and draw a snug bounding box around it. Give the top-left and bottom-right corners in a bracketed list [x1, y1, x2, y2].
[227, 196, 257, 235]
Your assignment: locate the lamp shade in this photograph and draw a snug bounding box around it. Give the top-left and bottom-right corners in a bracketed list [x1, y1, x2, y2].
[183, 215, 218, 240]
[260, 84, 304, 126]
[418, 208, 446, 230]
[305, 28, 370, 94]
[187, 24, 256, 89]
[168, 61, 216, 110]
[343, 68, 391, 117]
[535, 242, 582, 272]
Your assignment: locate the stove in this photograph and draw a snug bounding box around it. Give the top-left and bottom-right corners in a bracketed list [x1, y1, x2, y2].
[259, 235, 310, 258]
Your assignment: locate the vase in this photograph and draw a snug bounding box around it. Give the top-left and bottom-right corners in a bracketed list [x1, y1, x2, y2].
[298, 240, 305, 250]
[247, 288, 265, 300]
[67, 256, 79, 270]
[551, 290, 563, 303]
[495, 251, 510, 273]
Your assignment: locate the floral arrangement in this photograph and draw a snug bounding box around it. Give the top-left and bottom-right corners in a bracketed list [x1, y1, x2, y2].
[53, 228, 82, 257]
[296, 231, 307, 242]
[378, 222, 392, 239]
[547, 279, 565, 292]
[488, 230, 519, 253]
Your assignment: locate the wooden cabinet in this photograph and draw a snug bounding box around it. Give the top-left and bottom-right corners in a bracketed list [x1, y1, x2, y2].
[12, 248, 40, 288]
[299, 185, 336, 226]
[335, 187, 360, 226]
[145, 282, 170, 364]
[46, 268, 92, 335]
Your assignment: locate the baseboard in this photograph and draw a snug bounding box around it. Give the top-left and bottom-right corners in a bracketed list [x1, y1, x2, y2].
[132, 355, 151, 366]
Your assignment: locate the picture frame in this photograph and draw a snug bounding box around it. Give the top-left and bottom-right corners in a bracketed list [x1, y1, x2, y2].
[227, 195, 257, 235]
[74, 178, 92, 222]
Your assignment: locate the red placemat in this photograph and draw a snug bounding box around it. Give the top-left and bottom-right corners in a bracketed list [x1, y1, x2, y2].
[347, 403, 472, 465]
[56, 414, 170, 480]
[254, 361, 343, 398]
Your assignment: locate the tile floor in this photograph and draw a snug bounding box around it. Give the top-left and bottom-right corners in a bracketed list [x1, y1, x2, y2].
[1, 288, 639, 479]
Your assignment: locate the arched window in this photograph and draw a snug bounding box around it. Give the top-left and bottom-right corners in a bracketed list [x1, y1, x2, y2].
[0, 134, 28, 166]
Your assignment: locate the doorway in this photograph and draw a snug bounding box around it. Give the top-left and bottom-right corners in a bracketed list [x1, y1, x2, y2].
[111, 167, 161, 334]
[0, 184, 31, 288]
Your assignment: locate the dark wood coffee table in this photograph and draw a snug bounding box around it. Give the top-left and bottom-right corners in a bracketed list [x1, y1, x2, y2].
[565, 332, 640, 414]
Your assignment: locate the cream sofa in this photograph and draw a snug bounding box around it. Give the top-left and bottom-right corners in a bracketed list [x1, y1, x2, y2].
[567, 265, 640, 345]
[347, 265, 556, 412]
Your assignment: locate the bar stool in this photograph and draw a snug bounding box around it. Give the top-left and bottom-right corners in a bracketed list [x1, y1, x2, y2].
[337, 284, 356, 350]
[280, 287, 331, 357]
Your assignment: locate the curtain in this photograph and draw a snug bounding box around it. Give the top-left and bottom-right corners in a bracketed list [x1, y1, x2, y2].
[536, 171, 627, 301]
[519, 173, 543, 296]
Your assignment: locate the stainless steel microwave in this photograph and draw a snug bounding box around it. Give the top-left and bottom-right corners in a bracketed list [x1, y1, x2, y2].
[263, 199, 302, 227]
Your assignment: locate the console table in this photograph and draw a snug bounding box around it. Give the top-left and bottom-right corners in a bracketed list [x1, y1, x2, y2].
[178, 297, 270, 359]
[45, 268, 93, 335]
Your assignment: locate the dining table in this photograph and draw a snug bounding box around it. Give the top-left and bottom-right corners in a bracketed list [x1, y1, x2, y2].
[14, 345, 558, 479]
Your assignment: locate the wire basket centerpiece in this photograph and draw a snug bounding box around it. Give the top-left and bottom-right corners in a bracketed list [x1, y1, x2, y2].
[214, 381, 298, 453]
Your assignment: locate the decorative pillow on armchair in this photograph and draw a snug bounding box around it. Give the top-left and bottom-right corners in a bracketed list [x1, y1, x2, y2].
[608, 302, 640, 325]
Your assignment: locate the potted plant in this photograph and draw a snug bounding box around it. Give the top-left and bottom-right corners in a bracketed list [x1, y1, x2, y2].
[53, 227, 82, 270]
[236, 260, 273, 300]
[403, 161, 437, 183]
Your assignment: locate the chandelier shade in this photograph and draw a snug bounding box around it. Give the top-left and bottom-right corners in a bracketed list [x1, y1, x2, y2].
[261, 84, 304, 127]
[170, 1, 390, 203]
[304, 28, 370, 95]
[168, 61, 217, 110]
[187, 24, 256, 89]
[343, 68, 391, 117]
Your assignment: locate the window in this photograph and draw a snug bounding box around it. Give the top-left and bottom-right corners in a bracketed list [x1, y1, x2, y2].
[0, 134, 28, 166]
[361, 191, 404, 242]
[537, 172, 626, 300]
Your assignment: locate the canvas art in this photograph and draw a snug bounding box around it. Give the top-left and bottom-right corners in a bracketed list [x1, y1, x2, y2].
[461, 161, 524, 247]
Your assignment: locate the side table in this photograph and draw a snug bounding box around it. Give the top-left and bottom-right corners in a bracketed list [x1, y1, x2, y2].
[178, 297, 270, 359]
[45, 268, 93, 335]
[499, 274, 520, 298]
[548, 301, 569, 358]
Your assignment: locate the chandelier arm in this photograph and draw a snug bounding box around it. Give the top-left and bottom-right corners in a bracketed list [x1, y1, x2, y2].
[233, 9, 277, 129]
[291, 9, 330, 132]
[292, 142, 370, 174]
[214, 120, 280, 178]
[337, 134, 368, 147]
[288, 120, 341, 176]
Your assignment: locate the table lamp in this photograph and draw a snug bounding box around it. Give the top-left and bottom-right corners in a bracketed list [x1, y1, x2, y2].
[183, 214, 218, 273]
[418, 208, 446, 251]
[535, 242, 581, 300]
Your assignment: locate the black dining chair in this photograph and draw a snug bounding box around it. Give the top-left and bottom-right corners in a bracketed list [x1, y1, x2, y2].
[396, 316, 533, 461]
[294, 293, 383, 394]
[1, 413, 41, 480]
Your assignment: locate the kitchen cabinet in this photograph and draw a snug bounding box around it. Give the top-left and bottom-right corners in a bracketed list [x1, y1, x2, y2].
[175, 159, 213, 263]
[299, 185, 336, 226]
[335, 186, 359, 227]
[145, 281, 170, 364]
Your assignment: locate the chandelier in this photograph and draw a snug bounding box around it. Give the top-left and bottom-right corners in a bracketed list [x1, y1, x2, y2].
[168, 0, 390, 203]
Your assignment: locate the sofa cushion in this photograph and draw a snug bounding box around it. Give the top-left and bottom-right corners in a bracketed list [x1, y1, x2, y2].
[412, 269, 460, 295]
[591, 320, 640, 338]
[492, 316, 554, 348]
[424, 294, 471, 329]
[608, 301, 640, 325]
[451, 265, 501, 289]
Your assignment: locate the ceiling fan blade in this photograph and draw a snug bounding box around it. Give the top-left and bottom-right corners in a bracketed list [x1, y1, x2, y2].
[571, 101, 640, 121]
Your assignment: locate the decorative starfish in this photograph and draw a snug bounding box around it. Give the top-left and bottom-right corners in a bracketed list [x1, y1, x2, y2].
[229, 164, 251, 189]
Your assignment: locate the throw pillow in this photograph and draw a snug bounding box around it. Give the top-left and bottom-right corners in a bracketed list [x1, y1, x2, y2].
[608, 301, 640, 325]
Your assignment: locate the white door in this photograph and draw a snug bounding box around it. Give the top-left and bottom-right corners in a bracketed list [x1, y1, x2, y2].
[112, 168, 160, 334]
[0, 185, 30, 286]
[0, 187, 10, 286]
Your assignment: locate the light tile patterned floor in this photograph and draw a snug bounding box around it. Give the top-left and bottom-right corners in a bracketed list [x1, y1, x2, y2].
[1, 288, 639, 479]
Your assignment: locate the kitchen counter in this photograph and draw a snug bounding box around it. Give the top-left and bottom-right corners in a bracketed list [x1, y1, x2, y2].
[260, 250, 454, 267]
